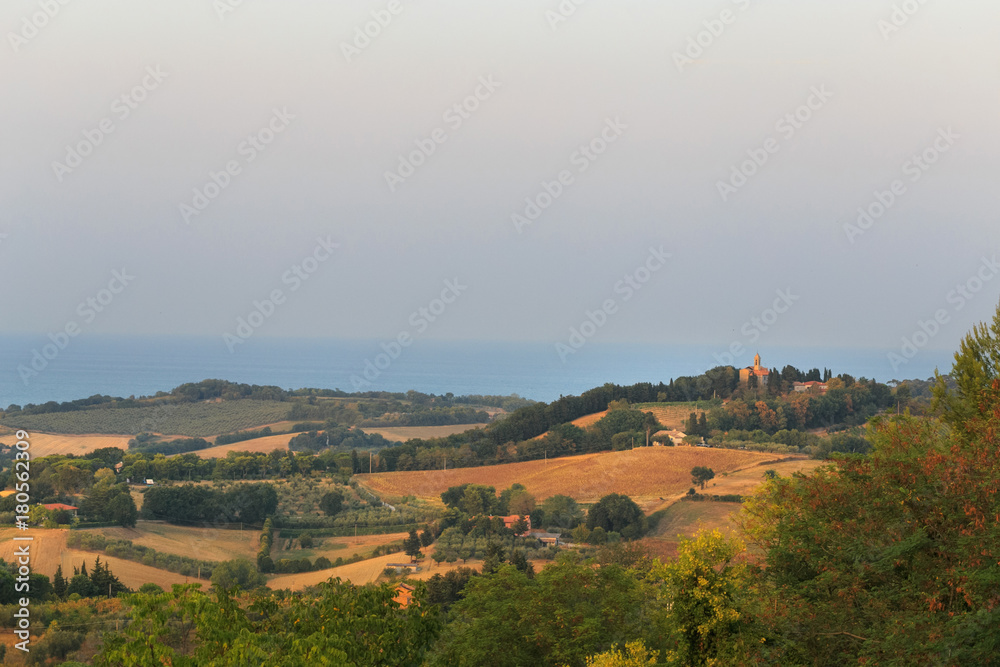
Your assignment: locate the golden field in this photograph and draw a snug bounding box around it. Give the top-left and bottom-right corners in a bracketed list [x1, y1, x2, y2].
[10, 433, 132, 458]
[192, 432, 297, 458]
[359, 447, 791, 507]
[360, 424, 488, 443]
[0, 528, 194, 590]
[90, 522, 259, 563]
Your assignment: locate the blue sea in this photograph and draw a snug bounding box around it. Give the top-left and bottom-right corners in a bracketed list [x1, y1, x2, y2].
[0, 334, 954, 408]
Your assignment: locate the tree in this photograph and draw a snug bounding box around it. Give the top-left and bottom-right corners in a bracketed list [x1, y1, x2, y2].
[426, 554, 648, 667]
[107, 492, 138, 528]
[586, 641, 659, 667]
[586, 494, 646, 540]
[320, 490, 344, 516]
[933, 297, 1000, 440]
[653, 530, 754, 667]
[419, 528, 434, 547]
[90, 556, 128, 597]
[686, 412, 699, 435]
[697, 412, 708, 436]
[481, 541, 506, 575]
[691, 466, 715, 490]
[404, 529, 423, 562]
[96, 580, 441, 666]
[540, 494, 583, 530]
[211, 559, 266, 590]
[53, 564, 67, 599]
[67, 573, 96, 598]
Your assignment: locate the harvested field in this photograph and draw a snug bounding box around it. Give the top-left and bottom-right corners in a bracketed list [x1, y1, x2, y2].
[89, 521, 258, 563]
[0, 528, 193, 590]
[192, 432, 296, 458]
[6, 433, 132, 458]
[275, 531, 409, 562]
[637, 404, 713, 431]
[360, 447, 787, 507]
[268, 552, 404, 590]
[269, 554, 543, 590]
[641, 501, 743, 561]
[360, 424, 488, 443]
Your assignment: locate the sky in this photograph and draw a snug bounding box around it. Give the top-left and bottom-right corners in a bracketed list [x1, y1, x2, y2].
[2, 0, 999, 360]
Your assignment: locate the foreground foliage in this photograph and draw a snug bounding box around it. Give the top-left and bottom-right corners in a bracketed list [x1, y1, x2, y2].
[95, 581, 440, 666]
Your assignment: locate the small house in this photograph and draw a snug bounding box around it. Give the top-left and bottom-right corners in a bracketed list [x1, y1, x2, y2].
[387, 563, 420, 574]
[42, 503, 78, 517]
[532, 532, 562, 546]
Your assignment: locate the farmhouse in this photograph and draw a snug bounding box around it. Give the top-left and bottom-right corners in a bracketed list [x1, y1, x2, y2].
[793, 381, 828, 394]
[496, 514, 531, 536]
[42, 503, 78, 517]
[387, 563, 420, 574]
[532, 532, 562, 546]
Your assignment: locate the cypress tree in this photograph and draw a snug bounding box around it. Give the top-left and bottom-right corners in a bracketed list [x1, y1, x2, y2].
[53, 565, 67, 599]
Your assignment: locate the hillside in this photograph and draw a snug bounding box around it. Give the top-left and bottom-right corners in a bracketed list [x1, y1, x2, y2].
[359, 446, 791, 508]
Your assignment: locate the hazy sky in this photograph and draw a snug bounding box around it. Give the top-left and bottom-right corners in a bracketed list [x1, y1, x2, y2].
[3, 1, 999, 358]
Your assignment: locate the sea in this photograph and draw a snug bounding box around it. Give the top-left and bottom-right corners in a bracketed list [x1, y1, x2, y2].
[0, 334, 954, 408]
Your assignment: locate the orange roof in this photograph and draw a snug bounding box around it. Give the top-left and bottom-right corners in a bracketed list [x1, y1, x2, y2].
[42, 503, 78, 511]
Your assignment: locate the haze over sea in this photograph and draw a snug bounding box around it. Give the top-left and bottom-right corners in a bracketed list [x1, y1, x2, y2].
[0, 334, 952, 409]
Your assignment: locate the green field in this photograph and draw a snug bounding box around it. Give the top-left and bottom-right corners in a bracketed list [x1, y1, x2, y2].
[1, 400, 291, 436]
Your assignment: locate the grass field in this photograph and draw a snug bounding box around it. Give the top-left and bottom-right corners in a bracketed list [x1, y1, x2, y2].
[273, 531, 409, 562]
[0, 528, 193, 590]
[0, 400, 292, 437]
[89, 521, 259, 562]
[641, 501, 743, 560]
[267, 552, 493, 590]
[636, 403, 717, 431]
[360, 424, 488, 443]
[0, 432, 132, 457]
[360, 447, 787, 507]
[193, 432, 297, 458]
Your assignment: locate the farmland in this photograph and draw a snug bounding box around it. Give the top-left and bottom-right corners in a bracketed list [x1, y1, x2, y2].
[0, 528, 193, 590]
[359, 447, 787, 507]
[635, 402, 719, 430]
[267, 550, 490, 590]
[0, 400, 292, 437]
[359, 424, 488, 443]
[193, 432, 297, 458]
[641, 501, 743, 560]
[271, 531, 410, 563]
[0, 432, 132, 457]
[89, 522, 258, 563]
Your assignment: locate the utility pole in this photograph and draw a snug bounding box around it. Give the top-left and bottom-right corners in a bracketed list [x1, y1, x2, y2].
[369, 452, 372, 473]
